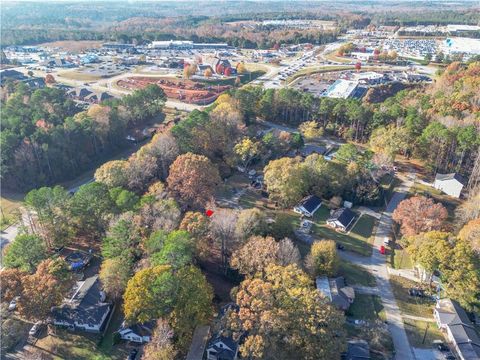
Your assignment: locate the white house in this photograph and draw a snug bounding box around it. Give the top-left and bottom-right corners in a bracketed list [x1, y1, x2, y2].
[434, 299, 480, 360]
[51, 275, 111, 333]
[326, 208, 356, 232]
[433, 173, 465, 198]
[206, 335, 239, 360]
[118, 321, 155, 343]
[293, 195, 322, 217]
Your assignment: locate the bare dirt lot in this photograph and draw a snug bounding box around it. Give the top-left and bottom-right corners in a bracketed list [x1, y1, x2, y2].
[38, 40, 103, 53]
[117, 77, 231, 104]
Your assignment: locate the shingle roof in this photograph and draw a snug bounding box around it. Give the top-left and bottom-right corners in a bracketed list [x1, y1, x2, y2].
[436, 298, 471, 326]
[435, 173, 465, 185]
[207, 335, 238, 360]
[121, 321, 155, 338]
[298, 195, 322, 214]
[328, 208, 356, 228]
[449, 324, 480, 359]
[51, 275, 110, 328]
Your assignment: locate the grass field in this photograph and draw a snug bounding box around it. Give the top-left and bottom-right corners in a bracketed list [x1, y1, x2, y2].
[312, 211, 376, 257]
[404, 319, 444, 348]
[287, 65, 353, 84]
[199, 70, 265, 86]
[57, 70, 105, 81]
[389, 275, 435, 318]
[338, 261, 376, 287]
[324, 51, 353, 64]
[347, 294, 386, 321]
[1, 191, 24, 230]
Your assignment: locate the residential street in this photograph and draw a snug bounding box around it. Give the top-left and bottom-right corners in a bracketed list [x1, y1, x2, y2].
[340, 173, 416, 359]
[371, 176, 415, 360]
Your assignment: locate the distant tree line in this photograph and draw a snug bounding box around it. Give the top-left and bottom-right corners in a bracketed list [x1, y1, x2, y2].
[0, 83, 166, 191]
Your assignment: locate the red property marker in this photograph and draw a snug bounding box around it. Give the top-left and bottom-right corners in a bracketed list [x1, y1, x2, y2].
[206, 209, 214, 217]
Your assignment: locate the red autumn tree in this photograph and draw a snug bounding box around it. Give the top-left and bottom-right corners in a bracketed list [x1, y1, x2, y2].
[393, 196, 448, 236]
[167, 153, 221, 209]
[45, 74, 56, 84]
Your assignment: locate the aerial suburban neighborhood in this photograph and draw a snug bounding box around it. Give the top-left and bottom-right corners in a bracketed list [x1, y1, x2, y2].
[0, 1, 479, 360]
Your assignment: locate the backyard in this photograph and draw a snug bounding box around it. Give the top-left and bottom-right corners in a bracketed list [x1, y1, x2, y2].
[347, 294, 386, 321]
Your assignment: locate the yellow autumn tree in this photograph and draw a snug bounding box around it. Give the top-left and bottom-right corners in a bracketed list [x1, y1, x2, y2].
[299, 120, 324, 140]
[229, 264, 345, 359]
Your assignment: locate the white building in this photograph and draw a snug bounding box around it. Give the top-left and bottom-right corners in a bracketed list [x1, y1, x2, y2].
[118, 321, 154, 343]
[322, 79, 359, 99]
[51, 276, 111, 333]
[434, 299, 480, 360]
[433, 173, 465, 198]
[293, 195, 322, 217]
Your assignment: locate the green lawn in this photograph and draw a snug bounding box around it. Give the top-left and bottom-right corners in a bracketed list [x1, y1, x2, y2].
[391, 248, 413, 269]
[199, 70, 265, 86]
[404, 319, 444, 348]
[389, 275, 435, 318]
[338, 261, 376, 287]
[312, 213, 375, 257]
[1, 191, 23, 230]
[347, 294, 386, 321]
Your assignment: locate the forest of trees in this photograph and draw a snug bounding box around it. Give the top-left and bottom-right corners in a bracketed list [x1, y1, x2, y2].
[1, 58, 479, 359]
[0, 83, 166, 191]
[2, 1, 478, 46]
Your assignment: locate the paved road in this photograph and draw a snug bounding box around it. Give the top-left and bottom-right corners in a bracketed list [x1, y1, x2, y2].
[371, 177, 415, 360]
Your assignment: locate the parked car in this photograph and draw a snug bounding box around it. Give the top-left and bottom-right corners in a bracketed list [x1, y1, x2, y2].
[408, 288, 426, 297]
[29, 321, 43, 337]
[8, 296, 20, 311]
[433, 340, 449, 352]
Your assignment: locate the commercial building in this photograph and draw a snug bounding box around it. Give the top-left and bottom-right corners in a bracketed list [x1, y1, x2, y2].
[148, 40, 230, 50]
[322, 79, 359, 99]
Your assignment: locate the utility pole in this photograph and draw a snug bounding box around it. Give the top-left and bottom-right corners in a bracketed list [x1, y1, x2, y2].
[422, 323, 430, 344]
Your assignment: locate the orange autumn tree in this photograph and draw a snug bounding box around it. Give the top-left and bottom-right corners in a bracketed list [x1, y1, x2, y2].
[393, 196, 448, 236]
[167, 153, 220, 209]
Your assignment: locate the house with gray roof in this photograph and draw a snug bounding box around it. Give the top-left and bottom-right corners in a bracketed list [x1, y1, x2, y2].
[300, 144, 328, 157]
[118, 321, 155, 343]
[434, 298, 480, 360]
[294, 195, 322, 217]
[327, 207, 356, 232]
[316, 276, 355, 311]
[433, 173, 465, 198]
[51, 275, 111, 333]
[206, 335, 239, 360]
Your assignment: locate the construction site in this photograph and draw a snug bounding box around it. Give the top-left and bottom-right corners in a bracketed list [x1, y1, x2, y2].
[116, 77, 231, 104]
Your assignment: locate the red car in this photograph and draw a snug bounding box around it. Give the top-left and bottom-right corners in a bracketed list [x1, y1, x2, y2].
[379, 246, 386, 255]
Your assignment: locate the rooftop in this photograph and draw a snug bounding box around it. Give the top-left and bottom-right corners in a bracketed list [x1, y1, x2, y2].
[322, 79, 358, 99]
